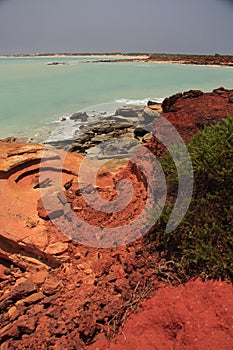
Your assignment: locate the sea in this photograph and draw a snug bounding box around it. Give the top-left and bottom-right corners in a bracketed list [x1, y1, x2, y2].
[0, 56, 233, 142]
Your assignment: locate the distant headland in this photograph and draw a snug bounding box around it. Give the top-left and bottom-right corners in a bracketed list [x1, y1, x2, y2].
[0, 52, 233, 66]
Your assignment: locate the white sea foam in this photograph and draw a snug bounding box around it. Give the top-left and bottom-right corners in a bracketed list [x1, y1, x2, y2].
[46, 118, 78, 142]
[115, 97, 164, 105]
[136, 64, 151, 67]
[43, 97, 164, 142]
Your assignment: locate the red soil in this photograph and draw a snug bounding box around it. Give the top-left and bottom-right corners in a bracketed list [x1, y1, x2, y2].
[161, 87, 233, 142]
[89, 279, 233, 350]
[0, 88, 233, 349]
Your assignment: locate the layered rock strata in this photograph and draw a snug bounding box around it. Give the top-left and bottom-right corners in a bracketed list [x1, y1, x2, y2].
[1, 88, 233, 349]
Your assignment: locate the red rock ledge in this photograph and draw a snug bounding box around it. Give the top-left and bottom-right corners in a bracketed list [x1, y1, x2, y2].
[0, 88, 233, 349]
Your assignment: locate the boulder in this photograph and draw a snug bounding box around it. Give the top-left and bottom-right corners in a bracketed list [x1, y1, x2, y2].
[91, 134, 114, 143]
[74, 133, 93, 144]
[70, 112, 89, 122]
[112, 122, 133, 129]
[92, 124, 114, 134]
[115, 105, 144, 118]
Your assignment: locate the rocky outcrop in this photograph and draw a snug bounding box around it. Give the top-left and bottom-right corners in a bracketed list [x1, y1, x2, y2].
[141, 106, 161, 124]
[0, 141, 158, 349]
[47, 62, 65, 66]
[1, 88, 233, 349]
[160, 87, 233, 142]
[70, 111, 89, 122]
[60, 105, 163, 157]
[0, 142, 82, 270]
[162, 90, 203, 113]
[114, 105, 144, 119]
[68, 121, 136, 155]
[148, 53, 233, 66]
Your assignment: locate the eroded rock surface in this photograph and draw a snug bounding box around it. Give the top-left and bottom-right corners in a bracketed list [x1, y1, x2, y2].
[0, 141, 161, 349]
[47, 104, 162, 158]
[161, 87, 233, 141]
[0, 88, 233, 349]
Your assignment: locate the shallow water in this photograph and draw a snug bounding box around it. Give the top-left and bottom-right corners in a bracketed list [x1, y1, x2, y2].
[0, 57, 233, 140]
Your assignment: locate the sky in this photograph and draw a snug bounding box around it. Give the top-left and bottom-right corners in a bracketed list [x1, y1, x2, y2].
[0, 0, 232, 55]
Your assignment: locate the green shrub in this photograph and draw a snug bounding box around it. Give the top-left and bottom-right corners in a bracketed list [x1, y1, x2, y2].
[155, 115, 233, 281]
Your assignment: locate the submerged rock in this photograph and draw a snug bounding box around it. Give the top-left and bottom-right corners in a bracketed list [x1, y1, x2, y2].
[70, 112, 89, 122]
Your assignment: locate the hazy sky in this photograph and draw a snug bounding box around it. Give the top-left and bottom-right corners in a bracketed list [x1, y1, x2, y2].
[0, 0, 232, 55]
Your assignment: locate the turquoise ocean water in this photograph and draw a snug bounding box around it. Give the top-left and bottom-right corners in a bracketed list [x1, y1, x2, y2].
[0, 56, 233, 140]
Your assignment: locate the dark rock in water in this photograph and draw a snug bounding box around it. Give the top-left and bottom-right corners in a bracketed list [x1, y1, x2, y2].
[115, 105, 144, 118]
[47, 62, 65, 65]
[1, 136, 29, 143]
[1, 136, 18, 143]
[134, 128, 148, 138]
[70, 112, 89, 122]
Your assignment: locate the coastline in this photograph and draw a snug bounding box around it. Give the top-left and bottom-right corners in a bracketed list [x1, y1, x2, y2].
[0, 53, 149, 60]
[0, 88, 232, 349]
[1, 58, 233, 141]
[147, 53, 233, 67]
[1, 53, 233, 67]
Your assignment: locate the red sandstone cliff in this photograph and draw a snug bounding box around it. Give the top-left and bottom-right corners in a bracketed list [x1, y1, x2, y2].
[0, 88, 233, 349]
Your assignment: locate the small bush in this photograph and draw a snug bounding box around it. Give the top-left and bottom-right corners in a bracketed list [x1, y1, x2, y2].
[155, 115, 233, 281]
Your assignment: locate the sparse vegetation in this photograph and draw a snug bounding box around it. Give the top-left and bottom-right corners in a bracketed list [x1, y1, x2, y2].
[154, 115, 233, 282]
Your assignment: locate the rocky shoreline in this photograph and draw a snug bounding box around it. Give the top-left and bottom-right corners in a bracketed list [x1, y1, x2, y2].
[0, 88, 233, 349]
[147, 53, 233, 67]
[90, 53, 233, 66]
[42, 86, 233, 159]
[44, 103, 161, 159]
[1, 53, 233, 67]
